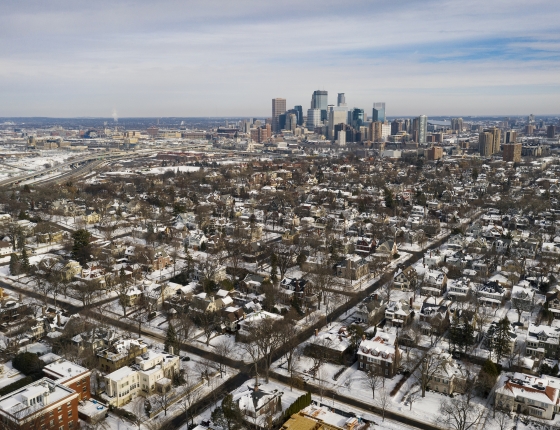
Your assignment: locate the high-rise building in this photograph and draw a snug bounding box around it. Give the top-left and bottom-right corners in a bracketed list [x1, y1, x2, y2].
[337, 93, 346, 107]
[307, 109, 321, 130]
[528, 114, 535, 124]
[547, 125, 556, 138]
[370, 121, 390, 142]
[479, 132, 494, 156]
[525, 124, 535, 135]
[285, 113, 297, 132]
[503, 143, 522, 162]
[351, 108, 364, 128]
[451, 118, 463, 132]
[294, 105, 304, 126]
[417, 115, 428, 144]
[391, 120, 403, 135]
[311, 90, 328, 122]
[372, 103, 386, 122]
[485, 127, 501, 153]
[271, 98, 286, 133]
[505, 130, 517, 143]
[328, 106, 348, 140]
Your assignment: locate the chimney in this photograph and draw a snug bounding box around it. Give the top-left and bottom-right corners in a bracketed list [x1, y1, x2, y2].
[362, 334, 366, 341]
[254, 384, 259, 392]
[315, 329, 318, 337]
[57, 314, 61, 325]
[42, 306, 46, 316]
[18, 293, 22, 302]
[169, 346, 174, 355]
[410, 297, 413, 307]
[373, 294, 378, 301]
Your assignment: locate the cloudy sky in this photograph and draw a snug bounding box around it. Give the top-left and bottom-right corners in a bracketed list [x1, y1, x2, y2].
[1, 0, 559, 117]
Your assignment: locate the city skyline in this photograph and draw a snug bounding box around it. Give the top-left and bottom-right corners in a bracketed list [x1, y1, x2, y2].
[1, 0, 560, 117]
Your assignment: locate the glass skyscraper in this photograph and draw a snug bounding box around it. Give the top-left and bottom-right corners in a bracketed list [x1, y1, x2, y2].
[372, 102, 386, 123]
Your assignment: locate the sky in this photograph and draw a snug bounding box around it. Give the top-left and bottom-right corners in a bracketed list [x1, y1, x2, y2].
[1, 0, 560, 118]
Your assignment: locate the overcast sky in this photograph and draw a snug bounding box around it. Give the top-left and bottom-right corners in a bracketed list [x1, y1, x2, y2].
[1, 0, 559, 117]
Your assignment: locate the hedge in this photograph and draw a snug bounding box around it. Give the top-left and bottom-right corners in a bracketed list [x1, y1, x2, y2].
[0, 375, 36, 397]
[283, 392, 312, 421]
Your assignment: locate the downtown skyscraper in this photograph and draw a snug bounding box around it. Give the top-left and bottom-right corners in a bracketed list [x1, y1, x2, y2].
[372, 102, 386, 122]
[271, 98, 286, 133]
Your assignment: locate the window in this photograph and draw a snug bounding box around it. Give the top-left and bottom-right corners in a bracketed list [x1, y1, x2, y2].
[58, 415, 62, 421]
[68, 410, 72, 417]
[59, 426, 64, 430]
[359, 362, 363, 369]
[69, 423, 73, 429]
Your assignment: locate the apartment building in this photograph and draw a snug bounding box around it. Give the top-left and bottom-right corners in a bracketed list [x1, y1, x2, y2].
[0, 378, 80, 430]
[43, 358, 91, 400]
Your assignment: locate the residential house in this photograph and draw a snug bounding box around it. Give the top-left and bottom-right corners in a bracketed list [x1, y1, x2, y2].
[97, 339, 148, 373]
[307, 326, 351, 364]
[385, 299, 413, 328]
[476, 281, 505, 308]
[421, 269, 447, 297]
[393, 266, 418, 291]
[104, 350, 180, 407]
[425, 350, 469, 395]
[336, 254, 369, 280]
[357, 331, 402, 378]
[495, 373, 560, 420]
[354, 295, 386, 325]
[447, 278, 472, 301]
[419, 299, 451, 336]
[526, 324, 560, 361]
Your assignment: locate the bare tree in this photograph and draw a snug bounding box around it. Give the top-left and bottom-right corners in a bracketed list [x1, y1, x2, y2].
[154, 388, 174, 417]
[376, 387, 391, 421]
[213, 337, 233, 378]
[438, 391, 484, 430]
[179, 369, 203, 426]
[492, 410, 512, 430]
[362, 369, 384, 400]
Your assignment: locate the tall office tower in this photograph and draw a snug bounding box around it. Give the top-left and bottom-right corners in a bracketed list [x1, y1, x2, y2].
[417, 115, 428, 144]
[505, 130, 517, 143]
[360, 126, 369, 141]
[351, 108, 364, 128]
[391, 119, 403, 135]
[294, 106, 304, 126]
[337, 93, 346, 106]
[307, 109, 321, 130]
[271, 98, 286, 133]
[311, 90, 328, 121]
[525, 124, 535, 135]
[547, 125, 556, 138]
[503, 143, 522, 162]
[370, 121, 384, 142]
[328, 106, 348, 140]
[451, 117, 463, 132]
[528, 114, 535, 124]
[372, 102, 386, 122]
[479, 132, 494, 156]
[285, 113, 297, 132]
[404, 118, 411, 134]
[485, 127, 501, 153]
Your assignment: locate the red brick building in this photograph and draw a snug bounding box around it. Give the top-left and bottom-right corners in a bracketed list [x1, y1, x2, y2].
[0, 378, 80, 430]
[43, 359, 91, 401]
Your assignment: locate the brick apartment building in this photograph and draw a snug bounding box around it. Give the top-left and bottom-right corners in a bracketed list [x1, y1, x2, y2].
[0, 378, 80, 430]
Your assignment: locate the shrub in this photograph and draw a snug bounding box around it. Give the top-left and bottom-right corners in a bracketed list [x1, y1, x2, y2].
[12, 352, 44, 376]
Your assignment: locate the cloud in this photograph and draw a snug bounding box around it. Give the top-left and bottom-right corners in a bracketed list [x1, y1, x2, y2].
[0, 0, 559, 116]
